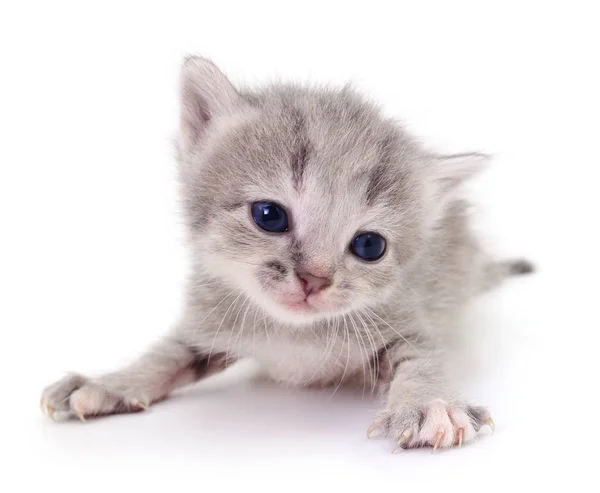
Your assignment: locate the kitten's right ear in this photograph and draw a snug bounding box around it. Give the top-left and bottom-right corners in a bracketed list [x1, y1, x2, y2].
[179, 56, 242, 151]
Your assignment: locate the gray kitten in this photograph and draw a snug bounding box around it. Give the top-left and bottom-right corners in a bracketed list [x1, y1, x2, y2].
[40, 56, 533, 451]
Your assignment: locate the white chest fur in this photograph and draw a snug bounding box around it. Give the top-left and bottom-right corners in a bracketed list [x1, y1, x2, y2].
[240, 332, 370, 387]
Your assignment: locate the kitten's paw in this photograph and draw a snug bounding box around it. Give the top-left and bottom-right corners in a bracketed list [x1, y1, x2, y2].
[369, 399, 493, 452]
[40, 373, 150, 422]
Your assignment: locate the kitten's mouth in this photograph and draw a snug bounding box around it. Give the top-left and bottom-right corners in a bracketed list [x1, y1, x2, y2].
[279, 293, 337, 314]
[281, 299, 317, 313]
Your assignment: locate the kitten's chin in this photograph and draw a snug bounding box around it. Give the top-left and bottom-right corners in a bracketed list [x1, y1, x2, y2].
[281, 300, 313, 312]
[269, 308, 329, 326]
[261, 296, 347, 326]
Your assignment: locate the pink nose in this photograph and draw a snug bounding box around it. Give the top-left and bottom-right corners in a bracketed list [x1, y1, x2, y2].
[296, 270, 332, 296]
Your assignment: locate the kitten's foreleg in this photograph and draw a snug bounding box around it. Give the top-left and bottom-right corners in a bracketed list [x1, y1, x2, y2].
[40, 334, 229, 421]
[371, 338, 492, 451]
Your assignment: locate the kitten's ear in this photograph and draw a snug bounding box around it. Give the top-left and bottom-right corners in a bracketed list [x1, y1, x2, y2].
[179, 56, 242, 151]
[429, 152, 490, 198]
[425, 152, 489, 225]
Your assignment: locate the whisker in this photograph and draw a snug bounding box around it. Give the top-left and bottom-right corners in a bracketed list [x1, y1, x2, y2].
[235, 300, 253, 358]
[303, 315, 339, 386]
[207, 291, 244, 365]
[262, 307, 271, 349]
[197, 288, 238, 330]
[192, 278, 223, 289]
[359, 306, 387, 350]
[252, 304, 259, 359]
[348, 313, 369, 399]
[330, 315, 352, 400]
[355, 309, 379, 396]
[225, 295, 249, 364]
[329, 317, 344, 367]
[363, 306, 419, 352]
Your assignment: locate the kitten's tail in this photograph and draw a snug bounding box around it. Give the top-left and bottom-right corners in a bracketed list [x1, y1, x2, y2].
[481, 258, 535, 292]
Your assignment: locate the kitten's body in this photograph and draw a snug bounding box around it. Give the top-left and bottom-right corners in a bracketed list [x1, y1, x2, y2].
[41, 57, 532, 450]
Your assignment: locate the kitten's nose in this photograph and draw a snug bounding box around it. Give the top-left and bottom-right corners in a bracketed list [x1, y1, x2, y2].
[296, 270, 332, 296]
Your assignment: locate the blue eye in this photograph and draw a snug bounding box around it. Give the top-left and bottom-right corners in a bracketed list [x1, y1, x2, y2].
[351, 232, 386, 261]
[251, 201, 289, 233]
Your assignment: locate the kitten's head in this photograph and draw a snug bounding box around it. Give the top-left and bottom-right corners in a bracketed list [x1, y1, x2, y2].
[177, 56, 486, 326]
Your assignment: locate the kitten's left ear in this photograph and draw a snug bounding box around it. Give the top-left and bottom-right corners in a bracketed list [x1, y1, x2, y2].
[429, 152, 490, 198]
[179, 56, 244, 153]
[424, 152, 490, 225]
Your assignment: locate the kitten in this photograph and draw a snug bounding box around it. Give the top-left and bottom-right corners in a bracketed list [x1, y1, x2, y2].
[40, 56, 533, 451]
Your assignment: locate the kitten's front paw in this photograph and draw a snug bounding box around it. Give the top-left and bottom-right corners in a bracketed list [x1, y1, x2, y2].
[40, 373, 149, 422]
[369, 399, 493, 452]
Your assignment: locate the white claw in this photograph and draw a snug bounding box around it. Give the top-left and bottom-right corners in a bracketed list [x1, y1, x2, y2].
[391, 431, 411, 453]
[367, 421, 382, 439]
[135, 402, 149, 411]
[432, 430, 445, 454]
[457, 428, 464, 448]
[484, 417, 495, 434]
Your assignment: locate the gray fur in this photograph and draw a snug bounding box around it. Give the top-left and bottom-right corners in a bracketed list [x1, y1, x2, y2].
[41, 56, 532, 450]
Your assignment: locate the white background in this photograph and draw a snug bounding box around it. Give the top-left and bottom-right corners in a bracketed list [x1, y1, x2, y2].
[1, 1, 599, 491]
